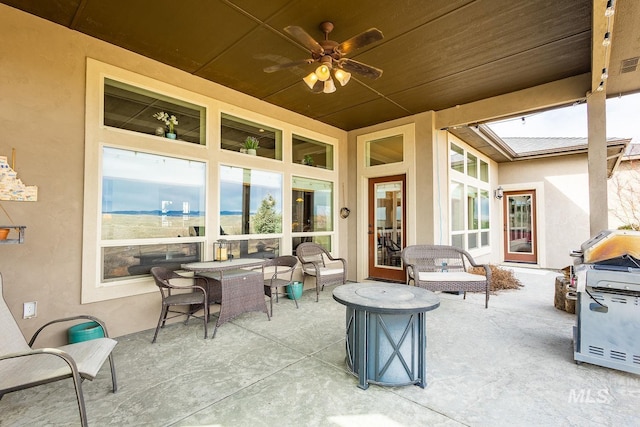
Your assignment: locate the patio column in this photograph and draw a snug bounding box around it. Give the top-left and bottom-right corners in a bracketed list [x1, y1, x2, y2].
[586, 89, 608, 236]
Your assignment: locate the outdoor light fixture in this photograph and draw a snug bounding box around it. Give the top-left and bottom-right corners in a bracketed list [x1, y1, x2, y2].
[603, 32, 611, 47]
[605, 0, 615, 17]
[494, 186, 504, 200]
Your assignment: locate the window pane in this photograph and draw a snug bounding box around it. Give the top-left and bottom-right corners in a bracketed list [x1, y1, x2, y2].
[221, 113, 282, 160]
[480, 159, 489, 182]
[366, 134, 403, 166]
[481, 231, 490, 247]
[467, 187, 478, 230]
[225, 238, 280, 260]
[103, 242, 201, 281]
[451, 234, 464, 249]
[480, 189, 490, 229]
[468, 232, 478, 249]
[219, 166, 282, 235]
[467, 153, 478, 178]
[292, 135, 334, 170]
[104, 78, 205, 145]
[450, 143, 464, 173]
[292, 235, 331, 255]
[451, 181, 464, 231]
[102, 147, 206, 239]
[292, 177, 333, 232]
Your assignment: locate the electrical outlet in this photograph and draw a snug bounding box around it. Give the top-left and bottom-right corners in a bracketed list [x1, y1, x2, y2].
[23, 301, 37, 319]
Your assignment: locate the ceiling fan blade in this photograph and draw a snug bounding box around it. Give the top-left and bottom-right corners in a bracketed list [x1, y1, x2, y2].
[263, 59, 313, 73]
[339, 58, 383, 80]
[336, 28, 383, 55]
[284, 26, 324, 56]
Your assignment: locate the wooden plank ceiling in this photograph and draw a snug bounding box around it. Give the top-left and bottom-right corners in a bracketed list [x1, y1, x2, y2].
[2, 0, 638, 131]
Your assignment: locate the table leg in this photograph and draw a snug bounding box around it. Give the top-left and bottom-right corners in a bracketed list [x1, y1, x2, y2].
[356, 308, 369, 390]
[417, 312, 426, 388]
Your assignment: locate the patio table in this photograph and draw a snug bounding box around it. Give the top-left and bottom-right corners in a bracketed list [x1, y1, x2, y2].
[182, 259, 269, 337]
[333, 282, 440, 389]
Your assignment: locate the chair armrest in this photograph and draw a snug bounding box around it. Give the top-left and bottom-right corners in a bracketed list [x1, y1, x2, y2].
[1, 347, 78, 368]
[459, 250, 492, 283]
[301, 260, 322, 273]
[0, 347, 84, 394]
[29, 315, 111, 347]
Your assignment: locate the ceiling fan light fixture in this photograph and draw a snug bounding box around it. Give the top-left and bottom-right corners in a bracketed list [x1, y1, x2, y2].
[334, 69, 351, 86]
[303, 72, 319, 89]
[323, 78, 336, 93]
[316, 64, 331, 81]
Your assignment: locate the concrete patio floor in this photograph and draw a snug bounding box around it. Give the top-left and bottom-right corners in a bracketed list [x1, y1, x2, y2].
[2, 267, 639, 426]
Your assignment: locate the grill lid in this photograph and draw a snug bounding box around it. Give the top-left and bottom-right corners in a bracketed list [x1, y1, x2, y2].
[577, 229, 640, 265]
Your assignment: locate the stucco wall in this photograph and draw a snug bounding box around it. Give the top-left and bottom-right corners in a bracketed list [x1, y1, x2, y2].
[0, 6, 346, 345]
[499, 154, 591, 269]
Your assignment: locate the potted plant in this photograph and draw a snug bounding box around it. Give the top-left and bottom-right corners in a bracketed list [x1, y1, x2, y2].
[302, 154, 314, 166]
[153, 111, 179, 139]
[243, 136, 259, 155]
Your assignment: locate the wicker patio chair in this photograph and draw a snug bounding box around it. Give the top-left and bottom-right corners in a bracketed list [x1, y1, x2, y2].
[401, 245, 491, 308]
[0, 273, 117, 427]
[296, 242, 347, 302]
[262, 255, 299, 315]
[150, 266, 209, 342]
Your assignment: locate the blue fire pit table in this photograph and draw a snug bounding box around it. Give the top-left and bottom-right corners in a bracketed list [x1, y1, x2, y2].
[333, 282, 440, 389]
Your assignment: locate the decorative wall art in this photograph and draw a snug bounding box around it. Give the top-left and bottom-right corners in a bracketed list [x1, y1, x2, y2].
[0, 155, 38, 201]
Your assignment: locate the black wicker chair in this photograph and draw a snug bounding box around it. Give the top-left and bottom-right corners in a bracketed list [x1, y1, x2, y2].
[262, 255, 299, 315]
[296, 242, 347, 302]
[150, 267, 209, 342]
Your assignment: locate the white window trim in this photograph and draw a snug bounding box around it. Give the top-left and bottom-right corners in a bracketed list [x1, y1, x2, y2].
[83, 59, 340, 303]
[449, 139, 492, 256]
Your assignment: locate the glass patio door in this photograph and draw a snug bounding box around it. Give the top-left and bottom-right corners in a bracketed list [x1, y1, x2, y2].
[368, 175, 405, 281]
[503, 190, 537, 263]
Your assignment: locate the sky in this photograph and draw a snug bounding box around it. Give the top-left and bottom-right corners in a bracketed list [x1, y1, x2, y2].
[487, 92, 640, 143]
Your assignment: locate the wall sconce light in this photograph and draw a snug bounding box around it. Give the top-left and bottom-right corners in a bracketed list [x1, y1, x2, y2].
[494, 186, 504, 200]
[605, 0, 615, 17]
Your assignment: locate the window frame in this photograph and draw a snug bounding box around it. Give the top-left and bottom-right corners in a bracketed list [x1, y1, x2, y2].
[449, 141, 492, 254]
[83, 59, 341, 303]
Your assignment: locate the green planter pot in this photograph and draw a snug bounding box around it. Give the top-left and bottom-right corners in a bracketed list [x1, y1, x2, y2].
[286, 282, 303, 300]
[68, 321, 104, 344]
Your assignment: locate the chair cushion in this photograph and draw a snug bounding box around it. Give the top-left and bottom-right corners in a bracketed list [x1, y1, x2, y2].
[417, 271, 486, 282]
[302, 266, 344, 277]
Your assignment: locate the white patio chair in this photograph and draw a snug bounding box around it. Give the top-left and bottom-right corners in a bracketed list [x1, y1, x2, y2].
[0, 273, 117, 427]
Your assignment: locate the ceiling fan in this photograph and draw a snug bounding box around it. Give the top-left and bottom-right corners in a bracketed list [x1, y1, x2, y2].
[264, 21, 384, 93]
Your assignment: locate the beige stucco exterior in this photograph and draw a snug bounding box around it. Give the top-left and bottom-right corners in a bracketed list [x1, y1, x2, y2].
[499, 154, 591, 269]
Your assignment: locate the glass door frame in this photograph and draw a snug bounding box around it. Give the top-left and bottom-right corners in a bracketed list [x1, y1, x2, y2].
[368, 174, 406, 281]
[503, 189, 537, 263]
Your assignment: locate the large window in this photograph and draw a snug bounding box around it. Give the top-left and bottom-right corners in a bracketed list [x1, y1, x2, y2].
[84, 59, 340, 302]
[292, 176, 333, 252]
[101, 147, 206, 280]
[219, 165, 282, 258]
[450, 142, 491, 251]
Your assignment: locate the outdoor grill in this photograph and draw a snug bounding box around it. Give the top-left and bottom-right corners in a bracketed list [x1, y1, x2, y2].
[570, 229, 640, 375]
